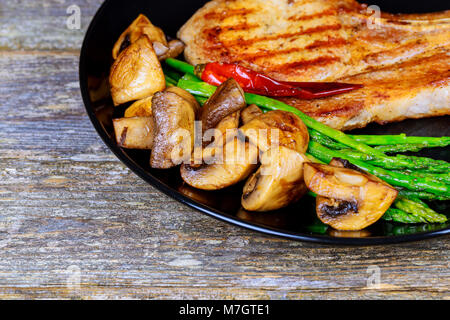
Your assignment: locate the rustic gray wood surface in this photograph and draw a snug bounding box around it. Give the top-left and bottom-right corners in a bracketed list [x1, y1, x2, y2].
[0, 0, 448, 300]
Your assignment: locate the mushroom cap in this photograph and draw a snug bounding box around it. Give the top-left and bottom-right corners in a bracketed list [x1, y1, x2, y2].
[150, 88, 199, 169]
[240, 104, 263, 125]
[304, 162, 398, 231]
[239, 110, 309, 154]
[180, 136, 259, 191]
[110, 35, 166, 106]
[112, 14, 167, 60]
[242, 146, 309, 212]
[201, 78, 246, 133]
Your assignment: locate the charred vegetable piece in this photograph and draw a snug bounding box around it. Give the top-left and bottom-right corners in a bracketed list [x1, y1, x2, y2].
[240, 104, 263, 125]
[242, 147, 309, 212]
[193, 61, 363, 99]
[110, 35, 166, 106]
[180, 135, 259, 191]
[112, 14, 167, 60]
[304, 162, 398, 231]
[150, 87, 200, 169]
[201, 78, 246, 134]
[124, 96, 153, 118]
[113, 117, 154, 150]
[239, 110, 309, 154]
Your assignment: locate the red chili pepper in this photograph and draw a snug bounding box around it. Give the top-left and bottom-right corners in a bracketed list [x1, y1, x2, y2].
[195, 62, 363, 99]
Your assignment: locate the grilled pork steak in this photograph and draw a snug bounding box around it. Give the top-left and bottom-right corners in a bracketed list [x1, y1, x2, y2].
[178, 0, 450, 130]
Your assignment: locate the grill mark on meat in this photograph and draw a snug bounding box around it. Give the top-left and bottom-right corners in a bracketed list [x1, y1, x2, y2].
[203, 8, 256, 21]
[179, 0, 450, 130]
[288, 8, 337, 21]
[237, 37, 348, 62]
[270, 56, 341, 72]
[203, 23, 260, 35]
[305, 37, 348, 50]
[222, 24, 342, 47]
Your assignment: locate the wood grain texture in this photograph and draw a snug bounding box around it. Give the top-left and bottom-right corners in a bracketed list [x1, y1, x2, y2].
[0, 0, 449, 300]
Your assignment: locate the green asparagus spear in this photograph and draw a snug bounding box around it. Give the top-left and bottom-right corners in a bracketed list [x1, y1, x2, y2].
[338, 150, 449, 172]
[162, 67, 182, 82]
[165, 77, 177, 87]
[395, 171, 450, 185]
[311, 130, 448, 153]
[394, 197, 448, 223]
[306, 154, 326, 164]
[307, 141, 450, 196]
[308, 130, 347, 150]
[382, 208, 427, 224]
[165, 58, 195, 76]
[349, 134, 450, 146]
[395, 154, 450, 172]
[374, 143, 447, 153]
[180, 73, 202, 82]
[398, 190, 450, 201]
[194, 95, 208, 105]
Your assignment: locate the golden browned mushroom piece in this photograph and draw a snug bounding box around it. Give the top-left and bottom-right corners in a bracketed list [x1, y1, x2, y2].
[201, 78, 246, 135]
[112, 14, 167, 60]
[156, 40, 186, 60]
[112, 14, 185, 61]
[242, 146, 309, 212]
[180, 134, 259, 191]
[201, 111, 241, 161]
[239, 110, 309, 154]
[124, 96, 153, 118]
[240, 104, 263, 125]
[150, 87, 200, 169]
[303, 162, 398, 231]
[113, 117, 154, 150]
[110, 35, 166, 106]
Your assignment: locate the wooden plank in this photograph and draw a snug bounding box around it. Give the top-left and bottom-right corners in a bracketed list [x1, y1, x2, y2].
[0, 0, 103, 51]
[0, 0, 448, 300]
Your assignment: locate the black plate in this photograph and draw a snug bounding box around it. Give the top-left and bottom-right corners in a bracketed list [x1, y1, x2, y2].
[79, 0, 450, 245]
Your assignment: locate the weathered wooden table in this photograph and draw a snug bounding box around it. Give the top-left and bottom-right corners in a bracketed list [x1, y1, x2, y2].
[0, 0, 448, 300]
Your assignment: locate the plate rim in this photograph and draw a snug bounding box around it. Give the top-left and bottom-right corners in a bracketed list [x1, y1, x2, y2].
[78, 0, 450, 245]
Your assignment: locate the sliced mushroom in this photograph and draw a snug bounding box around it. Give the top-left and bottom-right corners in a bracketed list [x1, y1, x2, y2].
[110, 35, 166, 106]
[240, 104, 263, 125]
[239, 110, 309, 154]
[113, 117, 154, 150]
[157, 40, 186, 60]
[124, 96, 153, 118]
[150, 87, 200, 169]
[304, 162, 398, 231]
[152, 41, 170, 57]
[201, 111, 241, 160]
[242, 146, 309, 212]
[180, 135, 259, 191]
[112, 14, 167, 60]
[201, 78, 246, 134]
